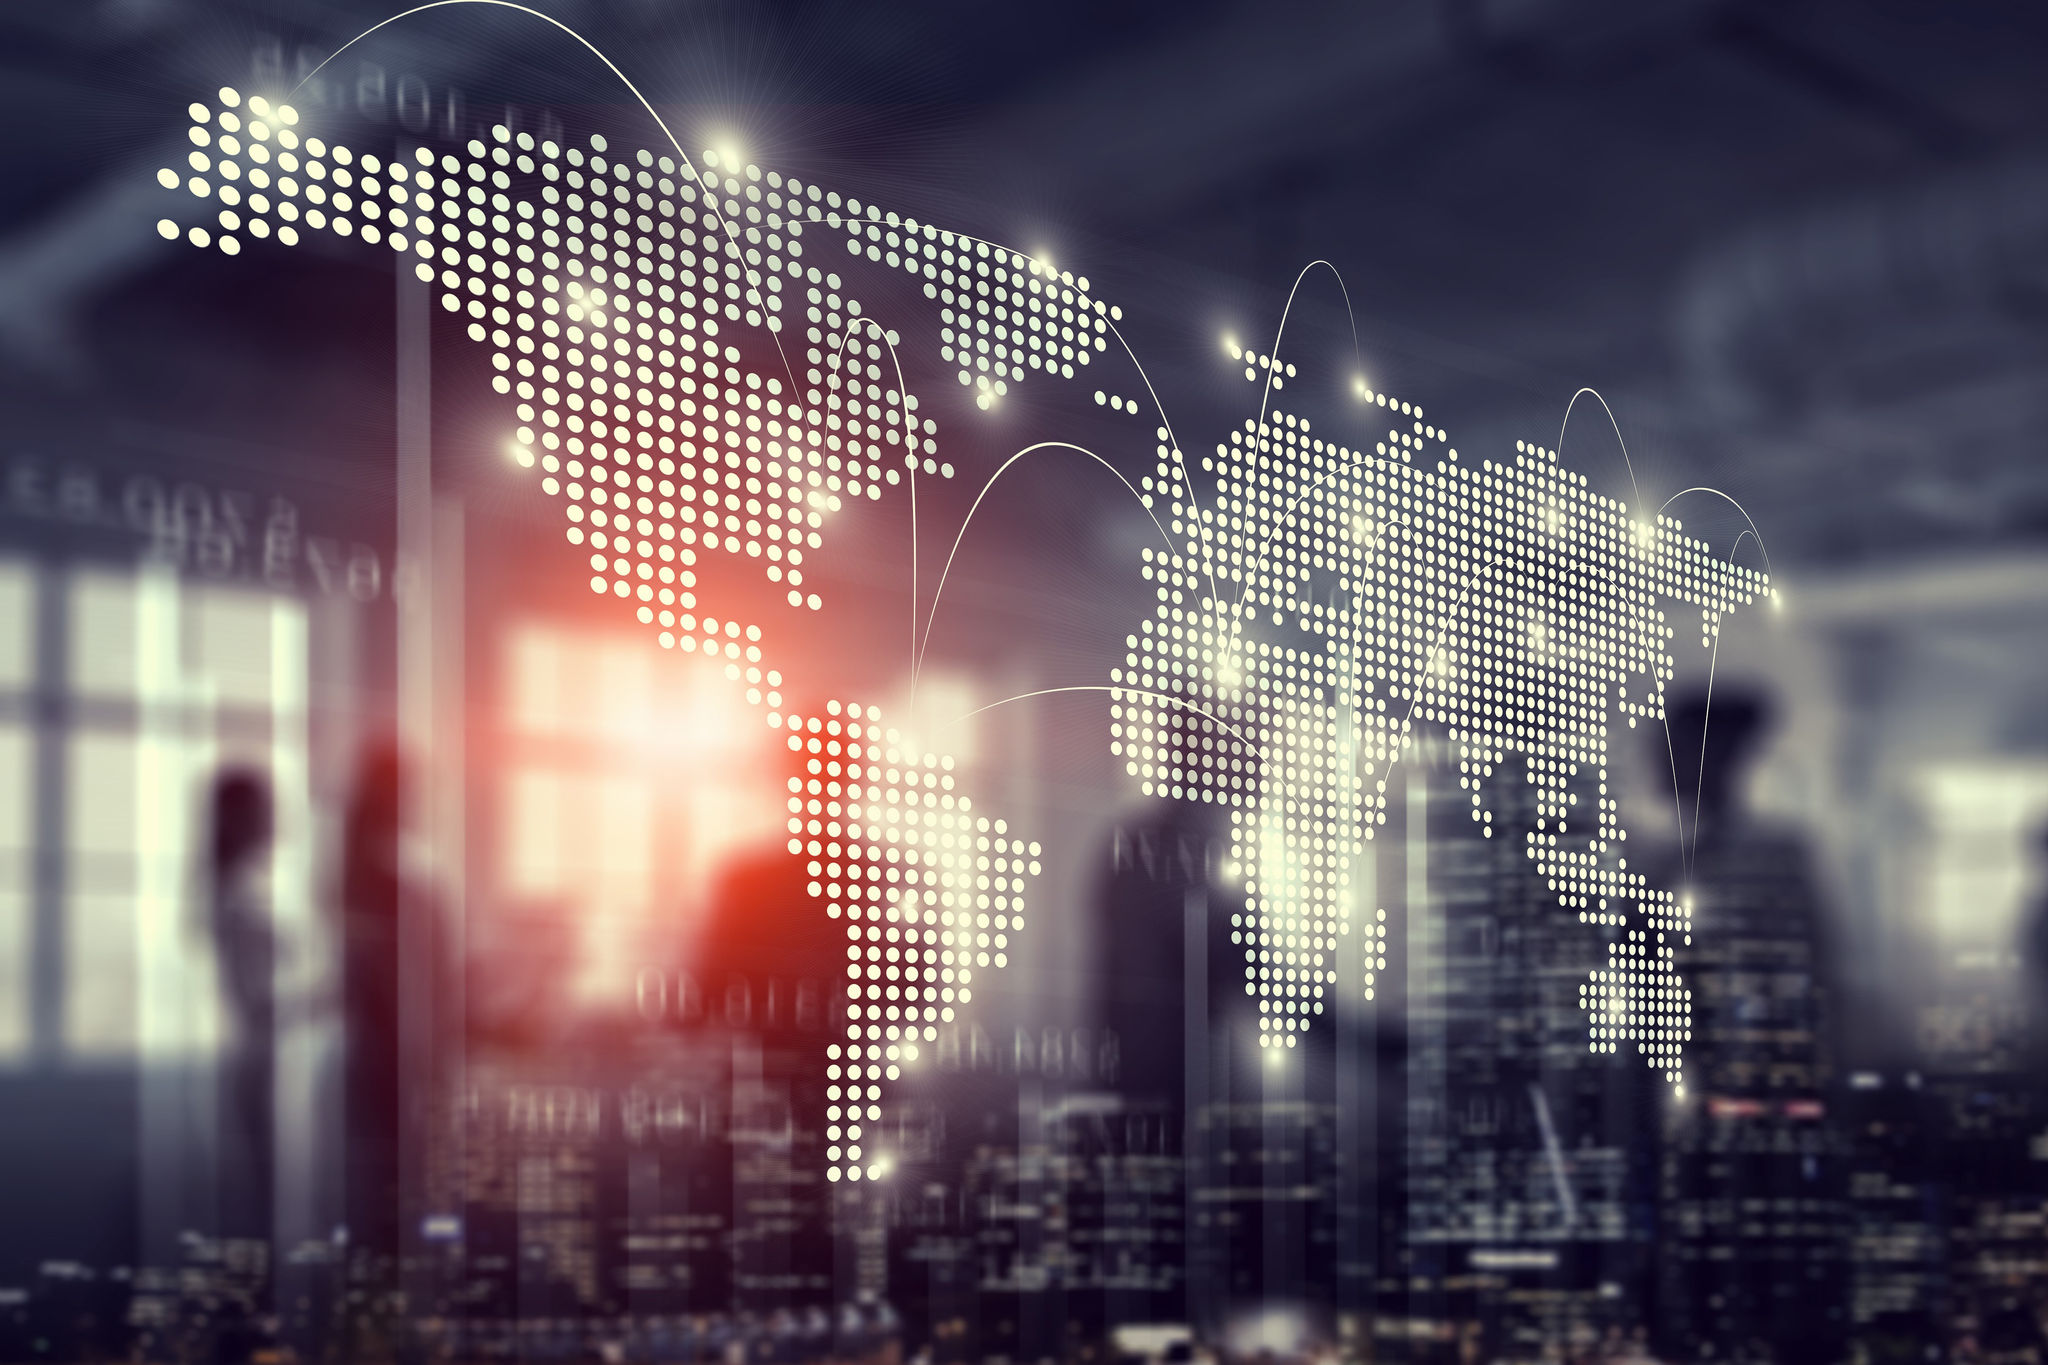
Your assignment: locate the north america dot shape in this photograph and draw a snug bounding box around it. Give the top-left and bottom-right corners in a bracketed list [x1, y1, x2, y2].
[151, 93, 1118, 1180]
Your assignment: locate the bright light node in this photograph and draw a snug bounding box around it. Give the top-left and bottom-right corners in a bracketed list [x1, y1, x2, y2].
[1222, 333, 1240, 360]
[1352, 375, 1370, 398]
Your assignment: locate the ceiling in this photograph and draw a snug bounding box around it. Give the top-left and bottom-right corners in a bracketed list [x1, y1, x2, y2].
[6, 0, 2048, 571]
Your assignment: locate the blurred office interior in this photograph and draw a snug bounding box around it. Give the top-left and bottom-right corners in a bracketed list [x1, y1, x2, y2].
[6, 2, 2048, 1360]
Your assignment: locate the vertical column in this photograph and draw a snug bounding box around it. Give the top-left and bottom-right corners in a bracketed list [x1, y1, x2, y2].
[268, 586, 312, 1266]
[729, 1031, 762, 1316]
[1336, 844, 1377, 1316]
[394, 254, 435, 1306]
[134, 565, 191, 1270]
[1181, 885, 1207, 1327]
[1826, 626, 1895, 1008]
[1014, 1072, 1046, 1361]
[29, 562, 64, 1062]
[1403, 761, 1439, 1329]
[430, 498, 465, 1247]
[1261, 1029, 1292, 1317]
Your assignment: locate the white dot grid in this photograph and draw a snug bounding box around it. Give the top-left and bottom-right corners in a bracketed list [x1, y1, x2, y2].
[1116, 348, 1768, 1081]
[781, 698, 1042, 1183]
[154, 92, 1764, 1092]
[1093, 389, 1142, 416]
[852, 220, 1113, 409]
[160, 99, 944, 625]
[159, 98, 1108, 659]
[159, 95, 1068, 1181]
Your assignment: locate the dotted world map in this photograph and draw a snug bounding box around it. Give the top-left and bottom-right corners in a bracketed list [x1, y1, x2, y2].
[158, 84, 1769, 1178]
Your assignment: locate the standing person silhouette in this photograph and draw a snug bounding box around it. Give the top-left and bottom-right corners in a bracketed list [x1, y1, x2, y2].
[337, 742, 456, 1294]
[1654, 689, 1845, 1361]
[332, 739, 465, 1362]
[339, 743, 404, 1283]
[208, 768, 278, 1247]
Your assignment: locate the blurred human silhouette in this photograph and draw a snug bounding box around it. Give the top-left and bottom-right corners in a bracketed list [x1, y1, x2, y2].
[693, 730, 841, 1313]
[1653, 688, 1846, 1361]
[1671, 691, 1769, 847]
[695, 719, 849, 1034]
[338, 742, 404, 1286]
[336, 740, 450, 1285]
[207, 767, 277, 1246]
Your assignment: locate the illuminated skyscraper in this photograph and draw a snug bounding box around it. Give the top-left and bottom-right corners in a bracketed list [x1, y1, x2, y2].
[1188, 1097, 1341, 1326]
[1403, 749, 1655, 1357]
[613, 1076, 738, 1315]
[1655, 830, 1847, 1359]
[454, 1072, 612, 1325]
[1841, 1068, 1944, 1355]
[1917, 956, 2048, 1352]
[883, 1089, 1182, 1359]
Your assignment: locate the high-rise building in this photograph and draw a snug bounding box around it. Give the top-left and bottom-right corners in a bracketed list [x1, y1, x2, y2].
[1189, 1098, 1340, 1319]
[455, 1070, 614, 1326]
[614, 1074, 739, 1315]
[1841, 1068, 1945, 1354]
[730, 1070, 834, 1313]
[1656, 831, 1848, 1360]
[1402, 750, 1656, 1359]
[884, 1089, 1183, 1359]
[1916, 957, 2048, 1353]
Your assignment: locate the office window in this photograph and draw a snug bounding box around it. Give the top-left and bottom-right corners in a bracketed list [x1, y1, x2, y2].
[0, 560, 30, 691]
[499, 623, 780, 1004]
[64, 730, 208, 1057]
[0, 560, 35, 1061]
[24, 564, 311, 1064]
[0, 720, 30, 1060]
[504, 769, 656, 911]
[506, 627, 657, 744]
[1916, 761, 2048, 949]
